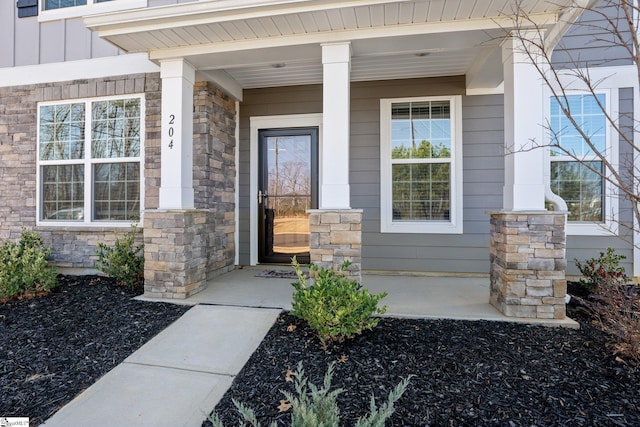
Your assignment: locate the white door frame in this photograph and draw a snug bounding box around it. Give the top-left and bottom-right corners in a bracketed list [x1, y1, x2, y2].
[249, 113, 323, 265]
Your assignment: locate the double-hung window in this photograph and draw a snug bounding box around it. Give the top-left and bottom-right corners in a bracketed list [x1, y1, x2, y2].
[548, 91, 617, 234]
[380, 96, 463, 234]
[37, 96, 144, 225]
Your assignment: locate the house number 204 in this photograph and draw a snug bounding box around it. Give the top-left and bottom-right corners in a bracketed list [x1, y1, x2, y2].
[168, 114, 175, 149]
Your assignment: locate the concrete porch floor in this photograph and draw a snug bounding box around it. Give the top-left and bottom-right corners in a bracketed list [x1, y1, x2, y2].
[143, 266, 578, 327]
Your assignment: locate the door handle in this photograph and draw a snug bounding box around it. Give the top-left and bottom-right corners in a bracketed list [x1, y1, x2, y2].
[258, 190, 268, 204]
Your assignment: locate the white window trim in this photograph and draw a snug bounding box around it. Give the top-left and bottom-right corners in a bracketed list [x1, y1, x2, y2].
[380, 95, 463, 234]
[39, 0, 147, 22]
[545, 87, 619, 236]
[36, 94, 145, 228]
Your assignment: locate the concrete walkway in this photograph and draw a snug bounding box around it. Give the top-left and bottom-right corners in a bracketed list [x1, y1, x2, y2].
[42, 266, 577, 426]
[41, 305, 281, 427]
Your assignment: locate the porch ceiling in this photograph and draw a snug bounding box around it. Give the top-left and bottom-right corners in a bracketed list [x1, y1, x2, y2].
[85, 0, 579, 94]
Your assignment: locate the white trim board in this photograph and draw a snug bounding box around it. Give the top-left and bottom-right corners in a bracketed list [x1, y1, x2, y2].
[249, 113, 323, 265]
[0, 54, 158, 88]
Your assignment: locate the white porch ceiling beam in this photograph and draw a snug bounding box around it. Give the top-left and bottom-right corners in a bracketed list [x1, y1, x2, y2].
[197, 70, 244, 101]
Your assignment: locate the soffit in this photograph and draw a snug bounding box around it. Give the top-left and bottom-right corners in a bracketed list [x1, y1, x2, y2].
[85, 0, 575, 91]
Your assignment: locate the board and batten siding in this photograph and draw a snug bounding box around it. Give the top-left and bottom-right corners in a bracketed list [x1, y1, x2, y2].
[0, 2, 120, 68]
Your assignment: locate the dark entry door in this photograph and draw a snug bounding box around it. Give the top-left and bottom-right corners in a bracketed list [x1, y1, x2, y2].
[258, 128, 318, 264]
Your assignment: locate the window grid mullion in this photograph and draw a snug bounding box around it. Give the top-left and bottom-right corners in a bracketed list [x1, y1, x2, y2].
[84, 101, 92, 223]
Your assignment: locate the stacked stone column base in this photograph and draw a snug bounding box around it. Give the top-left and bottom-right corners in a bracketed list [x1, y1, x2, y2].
[489, 211, 567, 319]
[143, 209, 210, 299]
[308, 209, 362, 281]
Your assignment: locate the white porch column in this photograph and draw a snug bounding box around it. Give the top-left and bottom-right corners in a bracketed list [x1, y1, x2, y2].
[321, 42, 351, 209]
[502, 34, 546, 211]
[159, 58, 195, 209]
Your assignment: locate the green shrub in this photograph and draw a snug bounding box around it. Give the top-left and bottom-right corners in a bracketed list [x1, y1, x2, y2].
[575, 247, 628, 293]
[290, 257, 387, 347]
[0, 229, 58, 300]
[95, 227, 144, 288]
[575, 248, 639, 363]
[207, 363, 412, 427]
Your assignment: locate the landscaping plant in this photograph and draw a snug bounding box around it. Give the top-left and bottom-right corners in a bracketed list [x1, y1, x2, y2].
[290, 257, 387, 347]
[575, 247, 628, 293]
[574, 249, 639, 363]
[0, 229, 58, 299]
[207, 362, 412, 427]
[95, 226, 144, 288]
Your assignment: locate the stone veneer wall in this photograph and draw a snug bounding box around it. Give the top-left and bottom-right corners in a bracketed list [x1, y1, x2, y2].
[0, 74, 160, 268]
[489, 212, 567, 319]
[193, 81, 236, 278]
[308, 209, 362, 280]
[143, 82, 236, 298]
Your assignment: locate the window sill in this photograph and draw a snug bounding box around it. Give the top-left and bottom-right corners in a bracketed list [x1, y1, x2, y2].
[38, 0, 147, 22]
[36, 222, 141, 232]
[381, 221, 463, 234]
[567, 222, 617, 236]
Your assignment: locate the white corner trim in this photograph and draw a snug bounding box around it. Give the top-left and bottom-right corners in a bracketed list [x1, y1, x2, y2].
[249, 113, 323, 265]
[235, 101, 241, 266]
[0, 54, 158, 88]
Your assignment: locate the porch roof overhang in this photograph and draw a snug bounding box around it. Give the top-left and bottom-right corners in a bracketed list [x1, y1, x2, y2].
[85, 0, 588, 100]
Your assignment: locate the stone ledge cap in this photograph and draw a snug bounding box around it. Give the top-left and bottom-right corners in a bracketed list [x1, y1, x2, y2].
[486, 210, 568, 216]
[307, 209, 363, 213]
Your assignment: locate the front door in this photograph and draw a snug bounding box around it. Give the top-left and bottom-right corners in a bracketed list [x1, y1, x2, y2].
[258, 128, 318, 264]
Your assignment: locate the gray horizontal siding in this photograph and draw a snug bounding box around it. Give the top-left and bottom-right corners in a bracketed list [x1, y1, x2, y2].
[239, 78, 634, 275]
[552, 1, 633, 69]
[238, 84, 323, 264]
[238, 77, 504, 273]
[0, 5, 121, 68]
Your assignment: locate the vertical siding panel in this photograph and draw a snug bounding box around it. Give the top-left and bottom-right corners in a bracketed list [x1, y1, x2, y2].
[40, 20, 65, 64]
[0, 1, 15, 68]
[91, 32, 120, 58]
[65, 18, 92, 61]
[14, 13, 39, 66]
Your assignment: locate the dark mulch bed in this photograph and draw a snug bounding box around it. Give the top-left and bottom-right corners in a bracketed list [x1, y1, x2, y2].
[205, 298, 640, 426]
[0, 275, 190, 426]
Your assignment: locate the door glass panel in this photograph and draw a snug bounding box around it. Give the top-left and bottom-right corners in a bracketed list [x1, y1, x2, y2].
[265, 135, 312, 257]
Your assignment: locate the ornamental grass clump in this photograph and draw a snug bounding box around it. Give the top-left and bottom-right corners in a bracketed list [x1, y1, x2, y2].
[0, 229, 58, 300]
[207, 363, 412, 427]
[290, 256, 387, 347]
[95, 226, 144, 288]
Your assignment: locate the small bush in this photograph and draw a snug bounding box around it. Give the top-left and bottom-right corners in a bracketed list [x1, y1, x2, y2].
[575, 248, 639, 363]
[575, 247, 628, 293]
[207, 363, 412, 427]
[0, 229, 58, 300]
[290, 257, 387, 347]
[95, 227, 144, 288]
